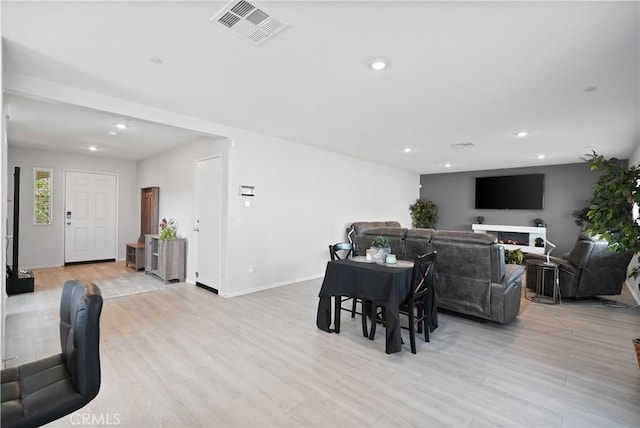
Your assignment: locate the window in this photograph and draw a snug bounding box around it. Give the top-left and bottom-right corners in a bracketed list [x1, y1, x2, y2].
[34, 168, 53, 225]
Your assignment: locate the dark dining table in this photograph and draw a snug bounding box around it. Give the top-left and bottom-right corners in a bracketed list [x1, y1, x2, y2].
[316, 257, 437, 354]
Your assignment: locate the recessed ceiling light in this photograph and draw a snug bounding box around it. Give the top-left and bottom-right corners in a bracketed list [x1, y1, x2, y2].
[370, 60, 388, 71]
[147, 57, 163, 64]
[107, 130, 117, 136]
[88, 146, 98, 152]
[444, 163, 451, 168]
[537, 154, 545, 159]
[116, 123, 128, 130]
[516, 131, 528, 138]
[403, 148, 412, 153]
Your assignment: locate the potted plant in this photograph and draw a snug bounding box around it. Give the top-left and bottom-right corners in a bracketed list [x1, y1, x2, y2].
[573, 151, 640, 366]
[476, 216, 485, 224]
[409, 199, 438, 228]
[159, 218, 178, 240]
[534, 237, 544, 247]
[534, 218, 545, 227]
[504, 249, 524, 265]
[370, 235, 391, 263]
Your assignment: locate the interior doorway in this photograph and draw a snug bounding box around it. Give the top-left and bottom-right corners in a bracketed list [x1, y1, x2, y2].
[64, 171, 117, 264]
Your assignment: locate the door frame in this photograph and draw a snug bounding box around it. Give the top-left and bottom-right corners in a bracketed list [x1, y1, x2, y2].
[63, 169, 119, 264]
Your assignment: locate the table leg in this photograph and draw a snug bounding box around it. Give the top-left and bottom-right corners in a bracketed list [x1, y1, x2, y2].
[361, 299, 369, 337]
[385, 305, 402, 354]
[316, 296, 333, 332]
[333, 295, 341, 333]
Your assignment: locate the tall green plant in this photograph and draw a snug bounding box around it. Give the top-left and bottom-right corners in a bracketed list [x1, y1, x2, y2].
[573, 152, 640, 278]
[409, 199, 438, 228]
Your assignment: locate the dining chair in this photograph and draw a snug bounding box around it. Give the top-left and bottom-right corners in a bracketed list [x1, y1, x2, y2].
[367, 251, 438, 354]
[329, 242, 360, 318]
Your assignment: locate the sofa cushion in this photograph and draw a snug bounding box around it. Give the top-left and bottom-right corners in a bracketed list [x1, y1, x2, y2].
[351, 221, 401, 235]
[565, 239, 596, 268]
[362, 227, 408, 237]
[432, 230, 497, 245]
[406, 228, 436, 240]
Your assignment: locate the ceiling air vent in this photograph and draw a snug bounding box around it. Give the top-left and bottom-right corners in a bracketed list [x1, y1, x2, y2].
[211, 0, 290, 46]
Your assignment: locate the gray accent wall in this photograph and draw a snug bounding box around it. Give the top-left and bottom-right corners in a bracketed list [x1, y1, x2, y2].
[420, 162, 626, 255]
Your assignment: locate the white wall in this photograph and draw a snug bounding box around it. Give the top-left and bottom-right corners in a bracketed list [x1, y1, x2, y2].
[630, 142, 640, 168]
[137, 130, 418, 296]
[225, 132, 417, 296]
[7, 146, 137, 268]
[137, 137, 228, 285]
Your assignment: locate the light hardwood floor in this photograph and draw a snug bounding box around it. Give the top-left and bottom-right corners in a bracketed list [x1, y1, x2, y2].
[3, 262, 640, 427]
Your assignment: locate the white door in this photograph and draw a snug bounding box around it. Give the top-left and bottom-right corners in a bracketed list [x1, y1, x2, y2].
[195, 157, 222, 291]
[65, 171, 117, 263]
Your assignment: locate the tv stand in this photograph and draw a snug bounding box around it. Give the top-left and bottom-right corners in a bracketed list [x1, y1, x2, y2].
[472, 224, 546, 254]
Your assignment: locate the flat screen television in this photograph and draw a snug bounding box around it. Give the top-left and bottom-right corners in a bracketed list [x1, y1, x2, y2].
[475, 174, 544, 210]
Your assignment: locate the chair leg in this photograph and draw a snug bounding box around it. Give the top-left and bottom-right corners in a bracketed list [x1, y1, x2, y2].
[361, 300, 369, 337]
[408, 305, 417, 354]
[416, 306, 423, 334]
[351, 298, 357, 318]
[424, 293, 433, 343]
[422, 317, 429, 343]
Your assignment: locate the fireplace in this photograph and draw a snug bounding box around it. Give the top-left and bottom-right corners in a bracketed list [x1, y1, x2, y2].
[497, 231, 529, 246]
[472, 223, 547, 254]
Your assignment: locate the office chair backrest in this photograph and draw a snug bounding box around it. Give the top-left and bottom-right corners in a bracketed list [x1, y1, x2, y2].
[59, 279, 103, 398]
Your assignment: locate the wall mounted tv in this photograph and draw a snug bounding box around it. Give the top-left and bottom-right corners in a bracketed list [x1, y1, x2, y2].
[475, 174, 544, 210]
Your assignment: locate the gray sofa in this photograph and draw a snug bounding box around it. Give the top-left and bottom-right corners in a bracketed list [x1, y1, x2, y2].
[524, 232, 633, 298]
[348, 222, 524, 324]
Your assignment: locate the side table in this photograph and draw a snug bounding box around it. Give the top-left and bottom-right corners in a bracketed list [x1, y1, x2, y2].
[526, 260, 561, 304]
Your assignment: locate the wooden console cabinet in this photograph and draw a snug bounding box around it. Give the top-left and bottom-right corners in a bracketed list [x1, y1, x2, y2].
[145, 234, 186, 283]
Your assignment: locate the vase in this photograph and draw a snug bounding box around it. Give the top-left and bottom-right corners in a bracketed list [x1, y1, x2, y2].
[369, 246, 390, 263]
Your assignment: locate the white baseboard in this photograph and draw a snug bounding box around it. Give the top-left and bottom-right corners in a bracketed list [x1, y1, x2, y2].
[223, 274, 323, 298]
[21, 263, 62, 270]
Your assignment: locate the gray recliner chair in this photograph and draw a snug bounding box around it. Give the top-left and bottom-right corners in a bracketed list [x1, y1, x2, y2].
[1, 280, 103, 428]
[524, 233, 634, 298]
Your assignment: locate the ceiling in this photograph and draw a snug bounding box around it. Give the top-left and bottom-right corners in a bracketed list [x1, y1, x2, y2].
[2, 1, 639, 173]
[4, 93, 214, 160]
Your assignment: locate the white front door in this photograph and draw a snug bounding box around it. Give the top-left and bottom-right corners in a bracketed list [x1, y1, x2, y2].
[64, 171, 117, 263]
[195, 156, 222, 291]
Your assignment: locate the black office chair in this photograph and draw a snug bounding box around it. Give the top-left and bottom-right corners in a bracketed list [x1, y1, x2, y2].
[1, 280, 103, 428]
[329, 242, 361, 317]
[367, 251, 438, 354]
